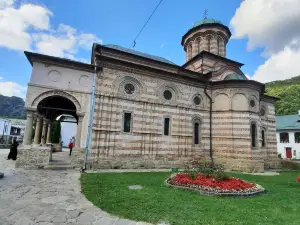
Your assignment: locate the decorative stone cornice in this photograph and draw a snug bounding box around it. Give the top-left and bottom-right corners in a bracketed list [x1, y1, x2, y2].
[24, 51, 95, 73]
[28, 83, 92, 95]
[96, 56, 209, 88]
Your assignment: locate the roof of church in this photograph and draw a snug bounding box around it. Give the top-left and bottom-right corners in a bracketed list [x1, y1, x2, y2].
[224, 73, 245, 80]
[103, 44, 177, 65]
[276, 113, 300, 130]
[182, 50, 244, 68]
[193, 18, 223, 28]
[24, 51, 95, 72]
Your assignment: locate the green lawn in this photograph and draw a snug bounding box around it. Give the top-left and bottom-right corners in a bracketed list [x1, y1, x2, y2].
[80, 172, 300, 225]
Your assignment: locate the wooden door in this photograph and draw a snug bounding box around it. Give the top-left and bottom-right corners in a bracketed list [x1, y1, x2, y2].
[286, 148, 292, 159]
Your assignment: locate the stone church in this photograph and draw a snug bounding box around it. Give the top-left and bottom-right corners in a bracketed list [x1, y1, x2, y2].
[18, 18, 278, 172]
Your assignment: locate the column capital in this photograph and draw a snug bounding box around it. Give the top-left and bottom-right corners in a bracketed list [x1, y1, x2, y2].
[77, 112, 85, 117]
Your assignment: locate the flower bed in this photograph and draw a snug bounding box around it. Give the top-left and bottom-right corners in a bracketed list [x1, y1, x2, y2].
[166, 173, 265, 197]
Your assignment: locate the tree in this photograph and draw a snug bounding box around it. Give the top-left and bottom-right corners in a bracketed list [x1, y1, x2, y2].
[51, 121, 61, 143]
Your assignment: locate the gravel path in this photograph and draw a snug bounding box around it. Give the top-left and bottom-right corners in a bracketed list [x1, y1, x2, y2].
[0, 149, 152, 225]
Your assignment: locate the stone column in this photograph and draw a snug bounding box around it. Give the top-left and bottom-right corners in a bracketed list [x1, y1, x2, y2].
[33, 116, 42, 145]
[75, 116, 83, 148]
[40, 118, 48, 145]
[23, 111, 34, 145]
[46, 121, 52, 144]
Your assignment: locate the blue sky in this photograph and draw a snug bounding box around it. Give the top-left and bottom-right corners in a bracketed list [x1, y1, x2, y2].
[1, 0, 300, 98]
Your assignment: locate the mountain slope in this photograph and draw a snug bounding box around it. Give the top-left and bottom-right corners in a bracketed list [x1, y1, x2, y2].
[0, 95, 25, 119]
[265, 75, 300, 116]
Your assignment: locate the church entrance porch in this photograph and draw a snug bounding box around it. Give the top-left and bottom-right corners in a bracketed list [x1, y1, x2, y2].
[16, 91, 86, 169]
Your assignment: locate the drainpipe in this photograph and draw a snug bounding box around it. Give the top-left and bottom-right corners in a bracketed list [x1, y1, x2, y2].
[82, 50, 98, 171]
[204, 82, 213, 166]
[202, 57, 214, 165]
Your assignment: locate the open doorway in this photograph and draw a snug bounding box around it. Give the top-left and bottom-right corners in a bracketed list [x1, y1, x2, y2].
[35, 94, 81, 165]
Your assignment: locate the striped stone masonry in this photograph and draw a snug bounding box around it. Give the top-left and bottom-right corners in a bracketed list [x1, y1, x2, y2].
[87, 67, 279, 172]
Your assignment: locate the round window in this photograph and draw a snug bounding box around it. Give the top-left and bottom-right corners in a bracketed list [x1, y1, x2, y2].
[260, 108, 266, 116]
[124, 83, 135, 95]
[193, 96, 201, 105]
[163, 90, 172, 100]
[250, 100, 255, 107]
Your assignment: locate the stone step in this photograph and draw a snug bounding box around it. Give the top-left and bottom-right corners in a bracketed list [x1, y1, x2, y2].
[43, 164, 75, 170]
[49, 161, 71, 166]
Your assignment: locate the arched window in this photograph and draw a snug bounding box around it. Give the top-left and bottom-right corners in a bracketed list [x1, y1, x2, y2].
[261, 129, 266, 148]
[280, 132, 289, 143]
[294, 132, 300, 143]
[207, 37, 211, 52]
[251, 123, 257, 148]
[217, 38, 220, 55]
[193, 118, 201, 145]
[197, 38, 201, 53]
[187, 43, 192, 60]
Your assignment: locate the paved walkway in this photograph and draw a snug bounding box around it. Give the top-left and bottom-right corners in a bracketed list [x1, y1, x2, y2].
[0, 149, 152, 225]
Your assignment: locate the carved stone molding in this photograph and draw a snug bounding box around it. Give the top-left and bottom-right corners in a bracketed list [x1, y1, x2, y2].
[112, 75, 146, 100]
[31, 90, 82, 111]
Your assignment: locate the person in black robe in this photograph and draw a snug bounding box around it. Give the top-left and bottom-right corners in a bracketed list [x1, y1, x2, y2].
[7, 140, 19, 160]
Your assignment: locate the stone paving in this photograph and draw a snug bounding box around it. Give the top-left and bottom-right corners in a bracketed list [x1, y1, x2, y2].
[0, 149, 152, 225]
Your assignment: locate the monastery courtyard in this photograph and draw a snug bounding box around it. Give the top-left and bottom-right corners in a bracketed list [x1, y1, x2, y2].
[0, 149, 151, 225]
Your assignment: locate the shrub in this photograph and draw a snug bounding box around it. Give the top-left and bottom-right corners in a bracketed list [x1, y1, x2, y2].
[188, 170, 198, 180]
[280, 160, 299, 170]
[213, 170, 230, 181]
[278, 153, 282, 158]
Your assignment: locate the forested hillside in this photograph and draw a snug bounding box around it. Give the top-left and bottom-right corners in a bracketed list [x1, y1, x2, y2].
[0, 95, 25, 119]
[265, 75, 300, 116]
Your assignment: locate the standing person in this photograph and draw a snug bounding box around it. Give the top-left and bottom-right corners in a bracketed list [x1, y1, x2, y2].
[68, 136, 75, 156]
[7, 140, 19, 160]
[68, 137, 74, 156]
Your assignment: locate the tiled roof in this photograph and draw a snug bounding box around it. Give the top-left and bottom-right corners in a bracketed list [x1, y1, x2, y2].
[224, 73, 245, 80]
[104, 44, 177, 65]
[276, 114, 300, 130]
[193, 18, 223, 28]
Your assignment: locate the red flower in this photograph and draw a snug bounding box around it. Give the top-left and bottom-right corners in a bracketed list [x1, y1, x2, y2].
[170, 173, 255, 191]
[297, 176, 300, 183]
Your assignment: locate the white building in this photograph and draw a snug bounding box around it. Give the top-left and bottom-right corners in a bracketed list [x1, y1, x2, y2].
[0, 118, 26, 144]
[0, 118, 11, 144]
[276, 112, 300, 159]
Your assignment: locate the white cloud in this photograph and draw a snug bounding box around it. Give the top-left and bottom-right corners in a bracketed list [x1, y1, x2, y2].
[33, 24, 102, 58]
[230, 0, 300, 55]
[0, 0, 102, 59]
[252, 47, 300, 83]
[0, 0, 52, 51]
[0, 0, 14, 9]
[231, 0, 300, 82]
[0, 80, 27, 98]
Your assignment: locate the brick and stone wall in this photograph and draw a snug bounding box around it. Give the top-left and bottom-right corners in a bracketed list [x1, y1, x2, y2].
[90, 67, 210, 169]
[89, 67, 278, 172]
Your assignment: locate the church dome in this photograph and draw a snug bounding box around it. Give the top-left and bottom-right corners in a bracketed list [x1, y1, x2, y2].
[192, 18, 223, 28]
[182, 17, 231, 61]
[224, 73, 245, 80]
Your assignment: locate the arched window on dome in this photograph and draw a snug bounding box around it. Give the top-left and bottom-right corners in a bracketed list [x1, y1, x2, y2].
[207, 37, 211, 52]
[196, 38, 201, 53]
[187, 43, 192, 60]
[217, 38, 220, 55]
